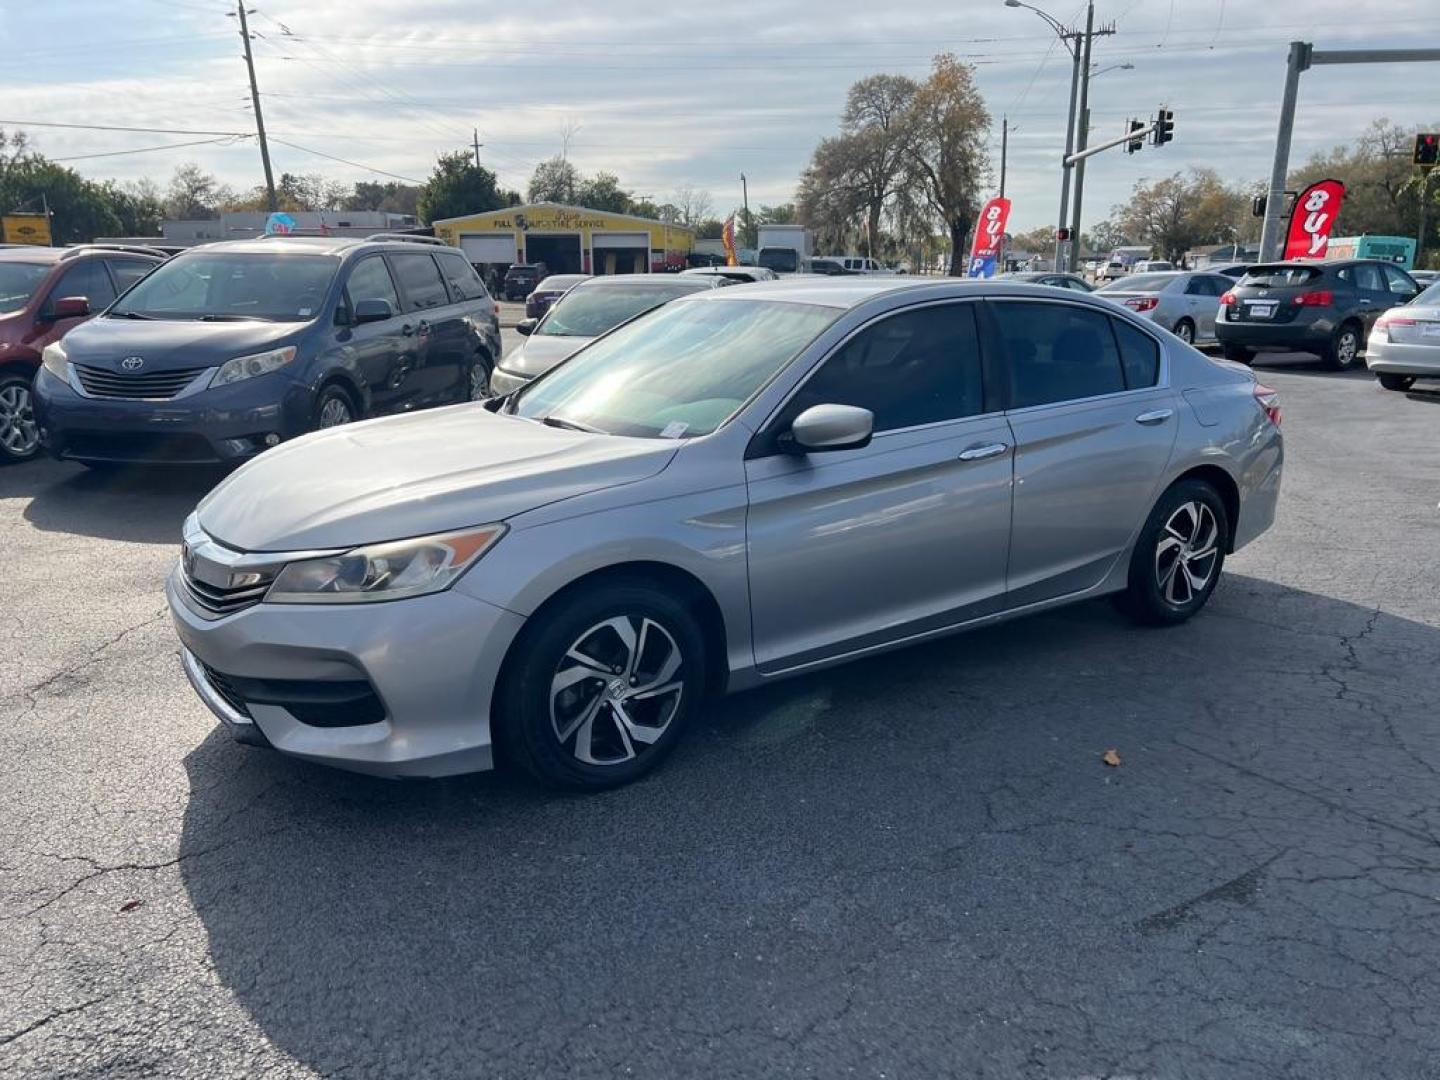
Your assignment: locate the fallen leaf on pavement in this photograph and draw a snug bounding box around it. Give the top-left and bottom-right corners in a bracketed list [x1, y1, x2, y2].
[1102, 749, 1122, 767]
[119, 900, 143, 913]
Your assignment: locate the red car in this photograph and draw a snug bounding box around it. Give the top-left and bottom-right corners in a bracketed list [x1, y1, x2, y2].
[0, 244, 164, 462]
[524, 273, 589, 319]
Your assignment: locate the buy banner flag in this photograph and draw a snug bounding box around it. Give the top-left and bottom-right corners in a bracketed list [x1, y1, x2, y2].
[966, 197, 1011, 278]
[1284, 178, 1345, 260]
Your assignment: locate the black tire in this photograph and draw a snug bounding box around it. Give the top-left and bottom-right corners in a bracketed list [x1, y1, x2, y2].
[1378, 373, 1415, 392]
[468, 351, 494, 400]
[0, 371, 41, 463]
[1221, 343, 1254, 365]
[312, 383, 357, 430]
[1324, 321, 1362, 371]
[1117, 479, 1229, 627]
[495, 580, 707, 790]
[1172, 318, 1195, 345]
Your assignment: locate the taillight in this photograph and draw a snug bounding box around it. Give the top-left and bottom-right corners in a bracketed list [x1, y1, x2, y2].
[1220, 291, 1237, 306]
[1124, 296, 1159, 312]
[1372, 310, 1414, 341]
[1253, 383, 1281, 427]
[1294, 289, 1333, 307]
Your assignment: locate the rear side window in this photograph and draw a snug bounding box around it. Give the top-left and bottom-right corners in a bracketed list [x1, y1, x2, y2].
[1353, 264, 1384, 291]
[1111, 319, 1160, 388]
[1185, 276, 1218, 296]
[390, 252, 448, 311]
[436, 252, 489, 301]
[52, 259, 116, 309]
[107, 258, 155, 292]
[992, 301, 1126, 408]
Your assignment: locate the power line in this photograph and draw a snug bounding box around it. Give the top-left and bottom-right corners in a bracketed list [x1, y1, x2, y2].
[265, 137, 424, 184]
[0, 119, 246, 136]
[50, 136, 244, 162]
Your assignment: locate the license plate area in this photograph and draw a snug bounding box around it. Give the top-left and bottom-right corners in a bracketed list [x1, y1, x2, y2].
[1246, 301, 1277, 319]
[1421, 323, 1440, 338]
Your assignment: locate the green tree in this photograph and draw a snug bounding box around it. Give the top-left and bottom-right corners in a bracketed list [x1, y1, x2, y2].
[0, 159, 121, 243]
[345, 181, 422, 216]
[164, 162, 230, 220]
[576, 171, 632, 213]
[97, 179, 164, 236]
[528, 156, 580, 204]
[418, 151, 513, 224]
[1112, 169, 1244, 262]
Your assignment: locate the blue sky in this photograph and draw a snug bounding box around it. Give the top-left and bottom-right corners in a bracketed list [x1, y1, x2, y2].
[3, 0, 1439, 234]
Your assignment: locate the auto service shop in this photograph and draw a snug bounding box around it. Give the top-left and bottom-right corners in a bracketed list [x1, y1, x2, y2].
[431, 202, 695, 278]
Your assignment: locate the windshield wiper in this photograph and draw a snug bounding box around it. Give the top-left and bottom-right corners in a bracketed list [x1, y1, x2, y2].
[540, 414, 604, 434]
[195, 313, 266, 322]
[108, 310, 155, 320]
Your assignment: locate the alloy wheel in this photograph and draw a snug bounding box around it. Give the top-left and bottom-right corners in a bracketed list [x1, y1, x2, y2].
[1336, 329, 1359, 367]
[317, 395, 353, 428]
[1154, 501, 1220, 606]
[470, 362, 490, 400]
[0, 381, 39, 457]
[1175, 321, 1194, 344]
[549, 615, 684, 766]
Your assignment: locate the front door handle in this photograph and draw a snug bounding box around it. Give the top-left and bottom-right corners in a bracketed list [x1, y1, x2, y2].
[1135, 408, 1174, 425]
[400, 323, 415, 336]
[958, 442, 1009, 461]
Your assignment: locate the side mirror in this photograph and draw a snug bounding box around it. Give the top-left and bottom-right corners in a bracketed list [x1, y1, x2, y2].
[783, 403, 874, 454]
[352, 298, 394, 325]
[516, 318, 538, 336]
[52, 296, 90, 320]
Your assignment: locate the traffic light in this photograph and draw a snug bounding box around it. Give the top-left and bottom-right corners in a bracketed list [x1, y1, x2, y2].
[1125, 119, 1145, 154]
[1414, 133, 1439, 168]
[1152, 107, 1175, 146]
[1056, 227, 1071, 241]
[1252, 195, 1267, 218]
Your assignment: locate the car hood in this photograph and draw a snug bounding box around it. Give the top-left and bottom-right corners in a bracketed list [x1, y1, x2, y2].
[501, 332, 594, 377]
[60, 316, 304, 371]
[197, 404, 677, 551]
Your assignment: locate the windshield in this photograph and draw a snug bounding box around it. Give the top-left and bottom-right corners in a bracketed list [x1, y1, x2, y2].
[1101, 274, 1176, 293]
[110, 252, 338, 321]
[0, 262, 49, 314]
[513, 298, 837, 438]
[1239, 265, 1320, 288]
[758, 248, 799, 273]
[538, 282, 702, 338]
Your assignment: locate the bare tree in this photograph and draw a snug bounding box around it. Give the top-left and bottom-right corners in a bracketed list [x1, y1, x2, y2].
[670, 184, 713, 227]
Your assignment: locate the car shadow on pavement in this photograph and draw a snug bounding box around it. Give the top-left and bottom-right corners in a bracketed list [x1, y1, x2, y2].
[175, 573, 1440, 1078]
[14, 459, 226, 544]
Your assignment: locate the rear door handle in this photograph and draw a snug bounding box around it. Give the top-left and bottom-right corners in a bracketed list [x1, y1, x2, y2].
[958, 442, 1009, 461]
[1135, 408, 1174, 425]
[401, 323, 415, 336]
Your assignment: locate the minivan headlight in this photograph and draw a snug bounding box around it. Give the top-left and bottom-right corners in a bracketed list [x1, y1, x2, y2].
[211, 346, 297, 388]
[41, 341, 69, 379]
[266, 525, 507, 604]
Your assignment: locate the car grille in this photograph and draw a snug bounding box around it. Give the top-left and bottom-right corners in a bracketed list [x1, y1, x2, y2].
[199, 662, 252, 718]
[182, 565, 276, 617]
[74, 364, 208, 400]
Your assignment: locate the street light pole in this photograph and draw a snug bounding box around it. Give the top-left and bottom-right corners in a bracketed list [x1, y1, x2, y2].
[1068, 1, 1096, 273]
[1056, 38, 1081, 271]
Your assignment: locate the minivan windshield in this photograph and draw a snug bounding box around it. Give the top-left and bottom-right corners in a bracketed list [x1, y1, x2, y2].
[0, 262, 49, 314]
[538, 282, 704, 338]
[109, 252, 339, 321]
[512, 298, 838, 438]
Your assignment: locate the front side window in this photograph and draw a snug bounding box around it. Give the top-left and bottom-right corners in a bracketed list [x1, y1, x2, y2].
[513, 299, 837, 438]
[539, 283, 701, 338]
[992, 301, 1126, 408]
[344, 257, 401, 315]
[53, 260, 116, 309]
[1382, 265, 1417, 295]
[437, 252, 488, 300]
[0, 262, 49, 314]
[110, 253, 338, 322]
[390, 252, 448, 310]
[786, 304, 986, 432]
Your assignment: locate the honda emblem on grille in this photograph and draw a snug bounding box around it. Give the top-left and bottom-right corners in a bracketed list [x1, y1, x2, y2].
[121, 356, 145, 371]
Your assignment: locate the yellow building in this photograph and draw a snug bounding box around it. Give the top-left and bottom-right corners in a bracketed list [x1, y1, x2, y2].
[431, 202, 694, 276]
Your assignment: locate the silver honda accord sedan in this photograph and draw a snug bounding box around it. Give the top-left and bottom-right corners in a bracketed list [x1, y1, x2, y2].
[168, 278, 1283, 789]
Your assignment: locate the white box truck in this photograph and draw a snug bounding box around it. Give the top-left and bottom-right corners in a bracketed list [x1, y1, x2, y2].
[757, 225, 812, 274]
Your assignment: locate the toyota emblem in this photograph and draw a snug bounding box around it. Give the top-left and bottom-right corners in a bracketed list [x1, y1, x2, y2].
[121, 356, 145, 371]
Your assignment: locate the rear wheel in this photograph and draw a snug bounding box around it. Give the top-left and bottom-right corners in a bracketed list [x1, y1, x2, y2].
[1118, 480, 1229, 627]
[0, 371, 40, 463]
[1221, 343, 1253, 365]
[1325, 322, 1362, 371]
[1377, 373, 1415, 392]
[496, 581, 706, 790]
[313, 384, 356, 430]
[1172, 318, 1195, 345]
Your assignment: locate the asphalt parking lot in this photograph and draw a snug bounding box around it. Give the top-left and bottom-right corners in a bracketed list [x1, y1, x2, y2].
[2, 351, 1439, 1079]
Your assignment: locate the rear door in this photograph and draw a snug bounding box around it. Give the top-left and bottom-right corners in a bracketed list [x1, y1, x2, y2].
[990, 299, 1177, 608]
[1350, 263, 1391, 333]
[745, 301, 1014, 671]
[1182, 274, 1222, 339]
[340, 255, 411, 415]
[387, 251, 459, 407]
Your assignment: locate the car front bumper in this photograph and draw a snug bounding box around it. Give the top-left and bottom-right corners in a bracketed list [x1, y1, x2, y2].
[1365, 335, 1440, 376]
[167, 565, 526, 777]
[33, 364, 316, 464]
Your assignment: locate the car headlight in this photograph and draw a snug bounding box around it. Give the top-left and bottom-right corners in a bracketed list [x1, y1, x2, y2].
[211, 346, 297, 388]
[41, 341, 69, 378]
[266, 525, 506, 604]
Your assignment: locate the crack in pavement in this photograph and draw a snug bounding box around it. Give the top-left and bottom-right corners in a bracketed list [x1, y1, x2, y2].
[0, 994, 110, 1048]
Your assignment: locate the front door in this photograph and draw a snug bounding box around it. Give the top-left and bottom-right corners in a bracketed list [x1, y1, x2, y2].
[989, 299, 1178, 607]
[745, 301, 1013, 672]
[339, 255, 411, 416]
[388, 251, 462, 409]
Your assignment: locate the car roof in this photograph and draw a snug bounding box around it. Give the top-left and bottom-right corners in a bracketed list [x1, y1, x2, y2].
[687, 275, 1131, 309]
[0, 246, 68, 264]
[573, 274, 715, 289]
[190, 236, 466, 258]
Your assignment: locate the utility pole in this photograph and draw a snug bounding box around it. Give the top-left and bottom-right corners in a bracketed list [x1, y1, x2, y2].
[1067, 1, 1097, 274]
[234, 3, 277, 213]
[1259, 42, 1440, 260]
[472, 128, 483, 170]
[1056, 36, 1081, 271]
[740, 172, 749, 215]
[999, 116, 1008, 271]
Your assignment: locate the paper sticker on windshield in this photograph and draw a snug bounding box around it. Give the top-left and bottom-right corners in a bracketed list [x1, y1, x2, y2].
[660, 421, 689, 439]
[298, 307, 312, 317]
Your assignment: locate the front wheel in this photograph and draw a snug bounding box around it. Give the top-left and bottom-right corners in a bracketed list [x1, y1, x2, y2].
[0, 371, 41, 463]
[313, 384, 356, 430]
[1325, 322, 1362, 371]
[496, 581, 707, 789]
[1377, 373, 1415, 392]
[1172, 318, 1195, 345]
[1118, 480, 1229, 627]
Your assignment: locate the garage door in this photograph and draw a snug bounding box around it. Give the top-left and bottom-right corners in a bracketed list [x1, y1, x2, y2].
[459, 234, 517, 264]
[592, 232, 649, 250]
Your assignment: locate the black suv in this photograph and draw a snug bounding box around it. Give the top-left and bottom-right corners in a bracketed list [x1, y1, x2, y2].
[32, 235, 502, 466]
[502, 263, 545, 301]
[1215, 259, 1419, 370]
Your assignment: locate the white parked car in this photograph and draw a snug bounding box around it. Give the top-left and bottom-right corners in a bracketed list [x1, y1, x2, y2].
[821, 255, 894, 275]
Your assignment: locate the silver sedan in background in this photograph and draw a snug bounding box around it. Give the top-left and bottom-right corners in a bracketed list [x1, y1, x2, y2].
[1367, 279, 1440, 390]
[170, 279, 1282, 790]
[1098, 270, 1235, 345]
